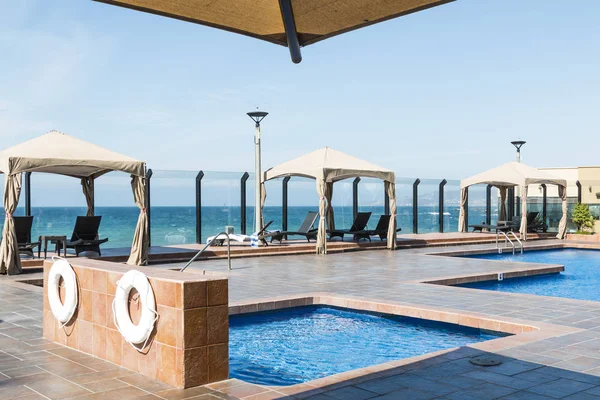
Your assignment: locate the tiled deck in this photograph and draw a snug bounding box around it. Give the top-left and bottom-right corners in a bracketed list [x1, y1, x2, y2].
[4, 239, 600, 399]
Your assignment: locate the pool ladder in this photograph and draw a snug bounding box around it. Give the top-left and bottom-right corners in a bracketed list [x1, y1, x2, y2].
[179, 232, 232, 273]
[496, 230, 523, 255]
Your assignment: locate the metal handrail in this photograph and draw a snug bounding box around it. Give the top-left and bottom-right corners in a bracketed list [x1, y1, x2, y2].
[509, 231, 524, 254]
[496, 230, 516, 255]
[180, 232, 231, 272]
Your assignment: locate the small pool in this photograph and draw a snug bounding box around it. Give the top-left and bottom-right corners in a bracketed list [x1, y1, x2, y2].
[458, 249, 600, 301]
[229, 306, 503, 386]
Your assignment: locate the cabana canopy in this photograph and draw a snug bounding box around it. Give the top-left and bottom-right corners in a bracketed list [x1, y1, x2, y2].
[95, 0, 454, 63]
[0, 131, 149, 274]
[263, 147, 397, 253]
[458, 162, 568, 240]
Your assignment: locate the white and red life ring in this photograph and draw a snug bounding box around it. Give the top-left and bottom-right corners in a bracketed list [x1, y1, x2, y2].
[47, 258, 78, 326]
[112, 270, 158, 350]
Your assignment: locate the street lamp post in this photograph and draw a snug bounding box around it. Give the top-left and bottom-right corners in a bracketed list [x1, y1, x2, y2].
[511, 140, 526, 215]
[247, 111, 268, 235]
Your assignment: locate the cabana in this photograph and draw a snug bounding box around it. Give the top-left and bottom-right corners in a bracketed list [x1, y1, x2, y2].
[458, 162, 568, 240]
[262, 147, 397, 254]
[0, 131, 148, 275]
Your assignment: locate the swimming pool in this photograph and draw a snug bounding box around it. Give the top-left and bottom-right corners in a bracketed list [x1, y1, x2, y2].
[229, 306, 503, 386]
[458, 249, 600, 301]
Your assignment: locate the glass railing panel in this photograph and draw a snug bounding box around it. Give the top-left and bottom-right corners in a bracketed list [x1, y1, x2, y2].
[148, 170, 196, 246]
[467, 184, 489, 228]
[201, 171, 244, 242]
[261, 177, 283, 232]
[416, 179, 440, 234]
[332, 178, 354, 229]
[443, 180, 460, 232]
[396, 178, 414, 234]
[357, 178, 385, 232]
[287, 177, 319, 233]
[29, 173, 89, 243]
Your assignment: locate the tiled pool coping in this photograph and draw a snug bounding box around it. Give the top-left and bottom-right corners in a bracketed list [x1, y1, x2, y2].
[226, 293, 580, 392]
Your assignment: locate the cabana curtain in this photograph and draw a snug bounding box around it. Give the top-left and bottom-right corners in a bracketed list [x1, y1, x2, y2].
[263, 147, 396, 254]
[557, 186, 568, 239]
[325, 182, 335, 230]
[458, 188, 467, 233]
[0, 131, 147, 274]
[81, 178, 95, 217]
[385, 181, 397, 249]
[519, 185, 528, 240]
[127, 175, 148, 265]
[0, 174, 22, 275]
[499, 187, 507, 221]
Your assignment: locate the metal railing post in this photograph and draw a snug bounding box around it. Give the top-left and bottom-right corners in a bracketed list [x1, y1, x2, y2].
[486, 185, 492, 225]
[576, 180, 582, 203]
[282, 177, 290, 239]
[508, 187, 515, 219]
[439, 179, 447, 233]
[240, 172, 249, 235]
[384, 187, 390, 216]
[195, 171, 204, 243]
[146, 169, 153, 247]
[413, 179, 420, 234]
[24, 172, 32, 216]
[352, 178, 360, 220]
[541, 184, 547, 231]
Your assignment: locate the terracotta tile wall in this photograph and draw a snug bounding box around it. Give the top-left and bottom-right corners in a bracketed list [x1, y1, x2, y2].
[42, 260, 228, 388]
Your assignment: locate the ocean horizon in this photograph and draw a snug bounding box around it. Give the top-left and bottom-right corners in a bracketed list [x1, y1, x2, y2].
[2, 205, 497, 248]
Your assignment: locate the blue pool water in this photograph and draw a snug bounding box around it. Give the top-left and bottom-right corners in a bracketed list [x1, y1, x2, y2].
[229, 306, 503, 386]
[459, 249, 600, 301]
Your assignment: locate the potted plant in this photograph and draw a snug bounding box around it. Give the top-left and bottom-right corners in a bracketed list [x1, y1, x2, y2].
[572, 203, 595, 234]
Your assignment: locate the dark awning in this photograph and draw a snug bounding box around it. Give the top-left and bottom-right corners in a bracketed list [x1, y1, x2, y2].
[94, 0, 454, 63]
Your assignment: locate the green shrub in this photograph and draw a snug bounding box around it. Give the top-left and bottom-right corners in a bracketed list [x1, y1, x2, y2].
[572, 203, 595, 233]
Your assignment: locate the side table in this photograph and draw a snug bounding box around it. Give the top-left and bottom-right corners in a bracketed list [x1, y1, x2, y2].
[38, 235, 68, 259]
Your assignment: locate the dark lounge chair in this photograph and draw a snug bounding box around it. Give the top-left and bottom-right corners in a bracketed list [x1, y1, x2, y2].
[66, 216, 108, 256]
[15, 216, 40, 257]
[363, 215, 402, 241]
[260, 211, 319, 244]
[328, 212, 372, 241]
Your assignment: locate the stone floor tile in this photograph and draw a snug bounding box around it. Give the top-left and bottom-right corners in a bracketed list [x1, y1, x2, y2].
[485, 360, 543, 376]
[436, 374, 484, 389]
[444, 383, 517, 400]
[553, 356, 600, 372]
[322, 386, 376, 400]
[461, 370, 538, 390]
[527, 378, 595, 399]
[155, 386, 217, 400]
[562, 393, 600, 400]
[118, 374, 172, 393]
[354, 377, 405, 394]
[370, 388, 436, 400]
[82, 378, 131, 393]
[63, 385, 149, 399]
[498, 391, 555, 400]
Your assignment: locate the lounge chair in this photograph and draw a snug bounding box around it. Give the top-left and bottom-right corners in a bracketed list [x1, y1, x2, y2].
[363, 215, 402, 241]
[328, 212, 372, 241]
[260, 211, 319, 244]
[66, 216, 108, 256]
[15, 216, 40, 257]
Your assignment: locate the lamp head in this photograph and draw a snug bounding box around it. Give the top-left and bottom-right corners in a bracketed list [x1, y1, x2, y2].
[247, 111, 268, 126]
[511, 140, 526, 151]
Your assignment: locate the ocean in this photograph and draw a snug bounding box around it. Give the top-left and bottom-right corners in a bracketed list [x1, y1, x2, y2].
[2, 206, 495, 248]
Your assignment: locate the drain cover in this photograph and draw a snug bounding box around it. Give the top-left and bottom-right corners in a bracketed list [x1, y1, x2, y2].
[470, 356, 503, 367]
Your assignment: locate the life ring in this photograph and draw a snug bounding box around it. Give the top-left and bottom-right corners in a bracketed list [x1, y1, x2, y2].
[112, 270, 158, 350]
[47, 258, 78, 326]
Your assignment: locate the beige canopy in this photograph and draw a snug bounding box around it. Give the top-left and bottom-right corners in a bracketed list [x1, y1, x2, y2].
[458, 162, 568, 240]
[263, 147, 397, 253]
[0, 131, 148, 274]
[95, 0, 453, 62]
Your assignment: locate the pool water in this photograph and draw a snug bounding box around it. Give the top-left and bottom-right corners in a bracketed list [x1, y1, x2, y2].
[459, 249, 600, 301]
[229, 306, 503, 386]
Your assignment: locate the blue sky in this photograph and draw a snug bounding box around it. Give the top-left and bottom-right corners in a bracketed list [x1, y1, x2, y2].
[1, 0, 599, 205]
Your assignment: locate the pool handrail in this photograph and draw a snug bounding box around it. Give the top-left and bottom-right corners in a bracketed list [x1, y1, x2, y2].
[179, 231, 231, 272]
